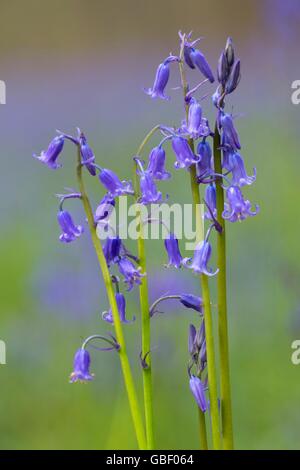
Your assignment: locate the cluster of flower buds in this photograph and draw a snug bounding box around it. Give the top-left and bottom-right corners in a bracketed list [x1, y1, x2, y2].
[188, 321, 207, 412]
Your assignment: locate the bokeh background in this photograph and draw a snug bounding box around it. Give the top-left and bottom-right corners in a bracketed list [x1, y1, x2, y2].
[0, 0, 300, 450]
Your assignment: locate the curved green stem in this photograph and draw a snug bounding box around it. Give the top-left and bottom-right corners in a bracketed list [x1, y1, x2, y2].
[76, 149, 146, 450]
[198, 409, 208, 450]
[213, 123, 234, 450]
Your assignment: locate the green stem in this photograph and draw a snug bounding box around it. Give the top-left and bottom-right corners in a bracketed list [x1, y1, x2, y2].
[178, 36, 220, 449]
[76, 149, 146, 450]
[198, 409, 208, 450]
[137, 215, 155, 449]
[213, 122, 234, 450]
[189, 166, 221, 451]
[133, 129, 159, 449]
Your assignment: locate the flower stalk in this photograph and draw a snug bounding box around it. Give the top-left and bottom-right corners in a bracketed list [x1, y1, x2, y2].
[76, 147, 147, 449]
[213, 123, 234, 450]
[178, 38, 221, 450]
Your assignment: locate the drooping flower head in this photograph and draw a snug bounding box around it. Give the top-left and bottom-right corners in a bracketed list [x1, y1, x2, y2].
[172, 136, 199, 169]
[99, 169, 134, 197]
[222, 186, 259, 223]
[185, 241, 219, 277]
[118, 258, 144, 291]
[220, 112, 241, 150]
[196, 140, 213, 177]
[102, 292, 135, 324]
[139, 171, 163, 204]
[164, 233, 183, 268]
[78, 130, 96, 176]
[229, 152, 256, 187]
[95, 193, 115, 222]
[145, 55, 179, 101]
[180, 294, 203, 313]
[147, 146, 171, 180]
[103, 236, 122, 266]
[189, 375, 207, 412]
[204, 183, 217, 220]
[70, 348, 94, 383]
[186, 98, 203, 138]
[33, 135, 64, 169]
[57, 210, 83, 243]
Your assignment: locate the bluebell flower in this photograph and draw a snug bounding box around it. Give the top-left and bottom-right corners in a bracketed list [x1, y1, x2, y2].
[118, 258, 144, 291]
[164, 233, 183, 268]
[33, 135, 64, 169]
[186, 98, 203, 137]
[139, 171, 162, 204]
[217, 51, 230, 86]
[184, 45, 196, 69]
[180, 294, 203, 313]
[189, 48, 215, 83]
[225, 60, 241, 95]
[78, 131, 96, 176]
[220, 113, 241, 150]
[185, 241, 219, 277]
[172, 136, 199, 169]
[70, 348, 94, 383]
[145, 55, 179, 100]
[229, 152, 256, 187]
[196, 140, 213, 177]
[102, 292, 135, 324]
[223, 186, 259, 222]
[147, 146, 171, 180]
[57, 210, 83, 243]
[95, 194, 115, 222]
[189, 375, 207, 412]
[99, 169, 134, 197]
[103, 236, 122, 266]
[204, 183, 217, 220]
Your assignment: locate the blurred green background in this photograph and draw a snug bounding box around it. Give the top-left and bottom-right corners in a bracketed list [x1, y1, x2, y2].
[0, 0, 300, 450]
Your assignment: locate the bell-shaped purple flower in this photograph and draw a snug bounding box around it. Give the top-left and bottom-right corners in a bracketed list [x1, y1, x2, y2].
[79, 131, 96, 176]
[204, 184, 217, 220]
[190, 48, 215, 83]
[118, 258, 144, 291]
[70, 348, 94, 383]
[187, 99, 203, 137]
[99, 169, 134, 197]
[220, 113, 241, 150]
[172, 136, 199, 169]
[103, 236, 122, 266]
[184, 46, 196, 69]
[95, 194, 115, 222]
[180, 294, 203, 313]
[229, 152, 256, 187]
[102, 292, 135, 324]
[57, 210, 83, 243]
[189, 375, 207, 412]
[145, 56, 178, 101]
[34, 135, 64, 169]
[147, 146, 171, 180]
[164, 233, 183, 268]
[197, 140, 213, 177]
[225, 60, 241, 95]
[222, 186, 259, 223]
[185, 241, 219, 277]
[139, 171, 162, 204]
